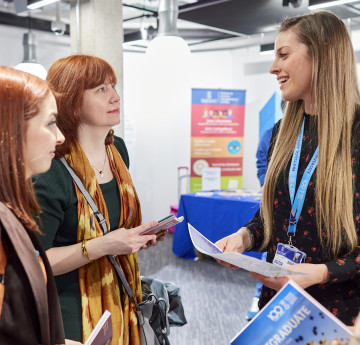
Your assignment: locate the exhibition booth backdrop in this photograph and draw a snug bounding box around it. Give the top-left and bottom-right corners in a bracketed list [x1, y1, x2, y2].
[123, 47, 281, 222]
[0, 24, 359, 223]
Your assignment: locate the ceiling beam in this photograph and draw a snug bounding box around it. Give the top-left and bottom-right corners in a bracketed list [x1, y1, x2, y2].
[0, 11, 70, 34]
[179, 0, 232, 13]
[122, 3, 157, 15]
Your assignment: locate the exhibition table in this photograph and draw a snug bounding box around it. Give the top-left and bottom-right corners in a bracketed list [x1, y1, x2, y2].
[172, 192, 261, 260]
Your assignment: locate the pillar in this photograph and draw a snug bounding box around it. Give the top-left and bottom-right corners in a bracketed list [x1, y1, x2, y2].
[70, 0, 124, 136]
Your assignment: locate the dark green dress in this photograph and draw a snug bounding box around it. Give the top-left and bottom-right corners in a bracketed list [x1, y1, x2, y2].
[33, 136, 129, 341]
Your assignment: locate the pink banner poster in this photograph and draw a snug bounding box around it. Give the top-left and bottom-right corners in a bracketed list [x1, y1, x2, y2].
[191, 104, 244, 137]
[190, 88, 246, 192]
[191, 157, 243, 177]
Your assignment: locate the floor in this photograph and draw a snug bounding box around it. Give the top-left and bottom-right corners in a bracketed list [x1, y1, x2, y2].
[138, 233, 257, 345]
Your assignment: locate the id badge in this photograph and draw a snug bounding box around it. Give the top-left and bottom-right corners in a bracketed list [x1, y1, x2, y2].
[273, 243, 306, 267]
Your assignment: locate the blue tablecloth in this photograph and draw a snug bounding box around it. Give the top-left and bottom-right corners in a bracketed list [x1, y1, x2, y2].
[172, 192, 261, 260]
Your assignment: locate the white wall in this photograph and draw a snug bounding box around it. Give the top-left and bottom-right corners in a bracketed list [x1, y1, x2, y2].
[123, 47, 279, 222]
[0, 24, 71, 69]
[230, 47, 279, 190]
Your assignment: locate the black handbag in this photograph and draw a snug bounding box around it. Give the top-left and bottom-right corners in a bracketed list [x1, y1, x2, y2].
[60, 158, 171, 345]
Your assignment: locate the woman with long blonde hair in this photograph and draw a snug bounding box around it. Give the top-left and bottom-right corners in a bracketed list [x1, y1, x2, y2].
[216, 11, 360, 326]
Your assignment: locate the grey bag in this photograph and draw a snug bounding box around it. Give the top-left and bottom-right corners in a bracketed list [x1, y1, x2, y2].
[60, 157, 171, 345]
[137, 298, 158, 345]
[137, 295, 166, 345]
[139, 279, 171, 345]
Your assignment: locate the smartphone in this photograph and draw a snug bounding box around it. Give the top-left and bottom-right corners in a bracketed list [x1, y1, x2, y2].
[141, 214, 184, 236]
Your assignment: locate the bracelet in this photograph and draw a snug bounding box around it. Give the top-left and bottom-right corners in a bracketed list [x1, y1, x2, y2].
[81, 239, 90, 260]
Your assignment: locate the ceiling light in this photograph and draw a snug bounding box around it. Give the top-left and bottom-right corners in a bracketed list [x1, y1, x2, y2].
[308, 0, 360, 10]
[15, 31, 47, 79]
[146, 35, 190, 59]
[27, 0, 60, 10]
[16, 62, 47, 79]
[146, 0, 190, 59]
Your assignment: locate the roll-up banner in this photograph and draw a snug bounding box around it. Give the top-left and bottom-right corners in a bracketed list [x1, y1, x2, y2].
[190, 88, 246, 192]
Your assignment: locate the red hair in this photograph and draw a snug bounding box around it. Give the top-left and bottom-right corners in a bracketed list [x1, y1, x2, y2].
[46, 55, 117, 157]
[0, 66, 51, 232]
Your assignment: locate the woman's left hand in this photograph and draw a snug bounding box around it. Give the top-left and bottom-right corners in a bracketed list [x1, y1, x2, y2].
[141, 230, 168, 249]
[249, 263, 329, 291]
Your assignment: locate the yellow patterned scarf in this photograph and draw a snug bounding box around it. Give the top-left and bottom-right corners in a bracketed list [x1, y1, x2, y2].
[64, 140, 142, 345]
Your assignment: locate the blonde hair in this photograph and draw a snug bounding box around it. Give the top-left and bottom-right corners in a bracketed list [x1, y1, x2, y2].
[261, 11, 360, 258]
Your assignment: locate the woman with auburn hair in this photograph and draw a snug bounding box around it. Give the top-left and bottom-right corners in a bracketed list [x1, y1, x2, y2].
[216, 11, 360, 326]
[0, 66, 65, 344]
[33, 55, 164, 344]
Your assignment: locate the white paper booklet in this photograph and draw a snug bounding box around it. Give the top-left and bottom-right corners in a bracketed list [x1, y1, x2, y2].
[188, 223, 306, 277]
[85, 310, 112, 345]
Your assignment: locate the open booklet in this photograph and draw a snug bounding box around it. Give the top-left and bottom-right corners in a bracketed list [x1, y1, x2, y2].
[188, 223, 306, 277]
[231, 280, 353, 344]
[141, 213, 184, 235]
[85, 310, 112, 345]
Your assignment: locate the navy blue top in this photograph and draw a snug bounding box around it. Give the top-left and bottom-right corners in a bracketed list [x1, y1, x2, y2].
[256, 127, 274, 186]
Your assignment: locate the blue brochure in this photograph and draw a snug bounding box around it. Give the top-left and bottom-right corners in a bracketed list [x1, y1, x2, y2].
[231, 280, 352, 345]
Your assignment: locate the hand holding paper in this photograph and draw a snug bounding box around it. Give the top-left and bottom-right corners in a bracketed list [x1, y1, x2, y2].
[188, 223, 306, 277]
[250, 262, 329, 291]
[216, 232, 245, 253]
[215, 227, 253, 268]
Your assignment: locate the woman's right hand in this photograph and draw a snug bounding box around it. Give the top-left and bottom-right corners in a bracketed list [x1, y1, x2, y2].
[87, 221, 158, 259]
[331, 340, 345, 345]
[214, 227, 252, 269]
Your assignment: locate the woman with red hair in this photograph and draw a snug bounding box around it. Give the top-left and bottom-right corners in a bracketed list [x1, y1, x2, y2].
[0, 66, 65, 344]
[33, 55, 163, 345]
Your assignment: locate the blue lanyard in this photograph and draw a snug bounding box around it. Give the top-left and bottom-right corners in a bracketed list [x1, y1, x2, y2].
[288, 118, 318, 238]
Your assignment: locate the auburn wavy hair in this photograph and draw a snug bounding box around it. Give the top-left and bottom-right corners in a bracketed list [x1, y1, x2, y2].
[46, 55, 117, 157]
[0, 66, 51, 232]
[261, 11, 360, 258]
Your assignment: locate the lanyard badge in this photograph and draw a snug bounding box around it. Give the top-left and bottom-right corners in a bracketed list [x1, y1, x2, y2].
[273, 118, 317, 268]
[273, 243, 307, 267]
[287, 119, 318, 240]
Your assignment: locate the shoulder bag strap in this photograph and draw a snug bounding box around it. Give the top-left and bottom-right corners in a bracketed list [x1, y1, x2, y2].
[59, 158, 138, 303]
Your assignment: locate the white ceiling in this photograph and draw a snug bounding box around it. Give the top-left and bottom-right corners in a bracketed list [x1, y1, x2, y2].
[0, 0, 360, 53]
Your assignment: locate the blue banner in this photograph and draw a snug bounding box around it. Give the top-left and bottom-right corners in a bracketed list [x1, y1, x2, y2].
[192, 88, 246, 105]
